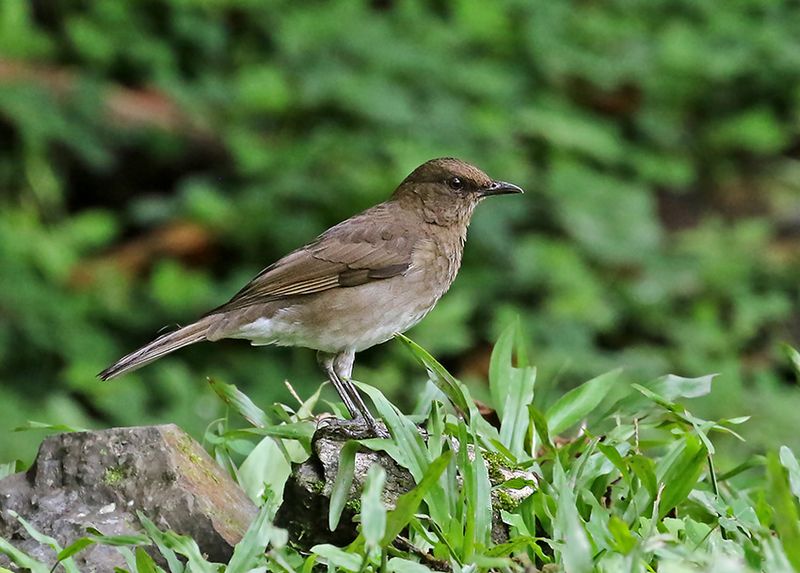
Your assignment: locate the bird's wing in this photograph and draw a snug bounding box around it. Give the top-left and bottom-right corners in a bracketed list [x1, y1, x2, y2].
[206, 205, 416, 315]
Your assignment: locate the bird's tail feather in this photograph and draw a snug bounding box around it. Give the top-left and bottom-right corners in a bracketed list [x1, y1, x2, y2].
[98, 317, 214, 381]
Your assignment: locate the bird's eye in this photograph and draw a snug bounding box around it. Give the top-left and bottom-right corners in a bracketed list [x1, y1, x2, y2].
[447, 177, 464, 191]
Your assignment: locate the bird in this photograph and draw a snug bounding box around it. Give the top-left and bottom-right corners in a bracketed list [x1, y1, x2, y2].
[99, 158, 523, 434]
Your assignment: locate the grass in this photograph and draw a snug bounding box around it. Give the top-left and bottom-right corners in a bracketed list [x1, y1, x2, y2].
[2, 324, 800, 572]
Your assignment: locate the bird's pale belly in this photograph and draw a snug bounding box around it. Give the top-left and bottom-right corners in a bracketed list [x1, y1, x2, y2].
[229, 274, 444, 353]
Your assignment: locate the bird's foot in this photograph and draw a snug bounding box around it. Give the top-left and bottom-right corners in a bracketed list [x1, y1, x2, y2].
[315, 415, 390, 440]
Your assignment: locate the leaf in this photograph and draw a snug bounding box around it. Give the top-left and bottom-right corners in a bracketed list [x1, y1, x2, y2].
[238, 436, 292, 504]
[499, 364, 536, 459]
[0, 537, 50, 573]
[649, 374, 714, 401]
[547, 369, 621, 435]
[767, 450, 800, 571]
[489, 320, 525, 417]
[137, 514, 185, 573]
[354, 382, 429, 480]
[457, 422, 492, 558]
[134, 548, 162, 573]
[329, 441, 360, 531]
[628, 455, 658, 499]
[780, 446, 800, 504]
[311, 544, 363, 572]
[657, 435, 707, 520]
[361, 464, 387, 549]
[608, 516, 637, 554]
[56, 537, 95, 562]
[225, 422, 315, 442]
[395, 333, 471, 418]
[529, 404, 553, 452]
[227, 503, 277, 573]
[553, 462, 592, 573]
[0, 460, 23, 479]
[387, 557, 433, 573]
[785, 344, 800, 383]
[382, 451, 453, 546]
[13, 421, 88, 433]
[208, 377, 270, 428]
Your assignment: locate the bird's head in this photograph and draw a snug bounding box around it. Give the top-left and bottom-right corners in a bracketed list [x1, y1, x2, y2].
[393, 158, 523, 226]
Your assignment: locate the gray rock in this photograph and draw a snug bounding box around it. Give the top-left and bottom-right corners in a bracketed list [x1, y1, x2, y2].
[276, 419, 537, 548]
[0, 424, 257, 572]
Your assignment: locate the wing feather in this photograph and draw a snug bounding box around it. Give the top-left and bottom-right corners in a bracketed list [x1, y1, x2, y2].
[206, 203, 417, 315]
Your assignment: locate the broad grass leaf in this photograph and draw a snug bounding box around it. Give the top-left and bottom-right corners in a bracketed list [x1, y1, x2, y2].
[137, 513, 185, 573]
[227, 503, 280, 573]
[13, 421, 88, 433]
[225, 422, 315, 442]
[657, 435, 707, 520]
[767, 451, 800, 571]
[547, 369, 621, 435]
[489, 320, 530, 417]
[785, 344, 800, 383]
[649, 374, 714, 401]
[607, 516, 637, 554]
[311, 544, 362, 572]
[354, 382, 431, 481]
[499, 365, 536, 459]
[628, 455, 658, 499]
[134, 547, 163, 573]
[361, 465, 387, 549]
[239, 436, 292, 504]
[8, 510, 86, 573]
[0, 461, 22, 480]
[552, 462, 592, 573]
[55, 538, 95, 564]
[529, 404, 553, 452]
[395, 333, 471, 418]
[329, 441, 360, 531]
[457, 422, 492, 557]
[83, 528, 153, 546]
[0, 537, 50, 573]
[208, 378, 269, 428]
[381, 451, 453, 546]
[158, 531, 218, 573]
[779, 446, 800, 503]
[387, 557, 433, 572]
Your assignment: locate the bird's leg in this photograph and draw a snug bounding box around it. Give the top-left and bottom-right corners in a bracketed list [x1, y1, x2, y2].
[332, 351, 388, 437]
[317, 351, 361, 420]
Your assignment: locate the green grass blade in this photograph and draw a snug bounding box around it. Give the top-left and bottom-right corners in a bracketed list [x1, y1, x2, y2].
[0, 537, 50, 573]
[137, 514, 185, 573]
[767, 450, 800, 571]
[361, 464, 387, 549]
[395, 333, 471, 418]
[329, 440, 360, 531]
[547, 369, 621, 435]
[134, 547, 164, 573]
[208, 377, 270, 428]
[498, 366, 536, 459]
[226, 503, 274, 573]
[381, 450, 453, 546]
[489, 321, 517, 419]
[780, 446, 800, 503]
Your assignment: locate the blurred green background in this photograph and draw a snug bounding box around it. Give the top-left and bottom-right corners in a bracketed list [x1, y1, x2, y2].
[1, 0, 799, 464]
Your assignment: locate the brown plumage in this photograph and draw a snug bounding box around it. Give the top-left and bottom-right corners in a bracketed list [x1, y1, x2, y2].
[99, 158, 523, 434]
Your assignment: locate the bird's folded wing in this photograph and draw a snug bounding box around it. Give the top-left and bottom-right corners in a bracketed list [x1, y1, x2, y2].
[206, 214, 415, 315]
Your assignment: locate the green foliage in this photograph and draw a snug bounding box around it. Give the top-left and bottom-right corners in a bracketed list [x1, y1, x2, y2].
[3, 333, 800, 571]
[0, 0, 799, 480]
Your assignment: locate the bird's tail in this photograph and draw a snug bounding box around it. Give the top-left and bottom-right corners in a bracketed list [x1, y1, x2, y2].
[98, 317, 214, 381]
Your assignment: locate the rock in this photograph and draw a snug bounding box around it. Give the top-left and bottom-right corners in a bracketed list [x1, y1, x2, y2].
[0, 424, 257, 572]
[275, 419, 537, 549]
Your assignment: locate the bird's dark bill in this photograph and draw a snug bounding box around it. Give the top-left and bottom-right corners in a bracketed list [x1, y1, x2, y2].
[480, 180, 525, 197]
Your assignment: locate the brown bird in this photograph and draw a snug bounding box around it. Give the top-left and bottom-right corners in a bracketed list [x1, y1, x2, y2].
[99, 158, 523, 434]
